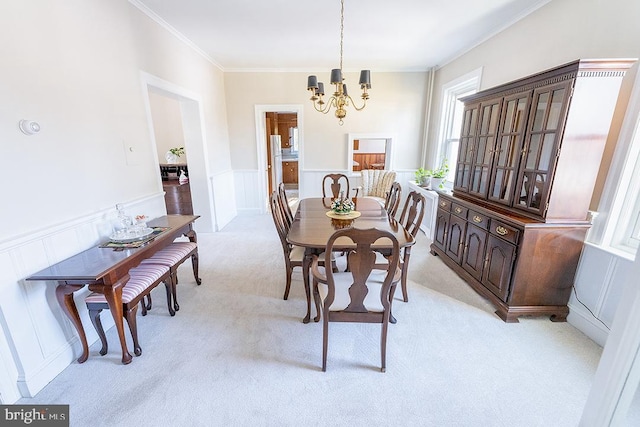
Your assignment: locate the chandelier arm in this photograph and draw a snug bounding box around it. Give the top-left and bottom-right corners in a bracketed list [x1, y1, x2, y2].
[346, 94, 367, 111]
[313, 96, 338, 114]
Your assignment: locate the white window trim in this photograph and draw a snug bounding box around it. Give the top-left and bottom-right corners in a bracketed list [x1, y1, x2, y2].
[434, 67, 483, 184]
[589, 67, 640, 259]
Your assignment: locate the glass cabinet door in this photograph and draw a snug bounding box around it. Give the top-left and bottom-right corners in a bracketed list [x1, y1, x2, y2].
[515, 81, 572, 216]
[488, 91, 531, 206]
[468, 98, 502, 199]
[454, 103, 479, 193]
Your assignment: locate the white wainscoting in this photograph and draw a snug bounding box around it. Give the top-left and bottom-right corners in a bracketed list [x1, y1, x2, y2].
[568, 243, 633, 346]
[299, 169, 416, 202]
[407, 181, 438, 241]
[0, 193, 166, 401]
[209, 170, 237, 231]
[234, 167, 422, 228]
[234, 169, 262, 214]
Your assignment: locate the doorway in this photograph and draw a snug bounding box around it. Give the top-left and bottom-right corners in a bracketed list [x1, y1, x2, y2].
[141, 72, 216, 232]
[255, 105, 304, 213]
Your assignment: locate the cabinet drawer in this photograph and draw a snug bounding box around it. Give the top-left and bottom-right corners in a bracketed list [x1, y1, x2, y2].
[468, 210, 489, 229]
[489, 220, 519, 244]
[437, 198, 451, 212]
[451, 203, 468, 219]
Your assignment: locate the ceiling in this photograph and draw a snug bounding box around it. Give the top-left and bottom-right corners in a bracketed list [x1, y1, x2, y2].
[133, 0, 551, 72]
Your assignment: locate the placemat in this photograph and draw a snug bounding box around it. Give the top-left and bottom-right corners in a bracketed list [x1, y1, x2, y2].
[99, 227, 170, 249]
[325, 211, 361, 220]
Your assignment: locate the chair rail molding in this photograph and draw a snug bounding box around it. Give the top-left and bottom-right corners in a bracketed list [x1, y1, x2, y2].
[0, 195, 165, 400]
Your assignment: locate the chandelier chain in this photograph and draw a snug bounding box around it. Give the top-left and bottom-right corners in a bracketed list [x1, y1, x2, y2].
[339, 0, 344, 72]
[305, 0, 369, 125]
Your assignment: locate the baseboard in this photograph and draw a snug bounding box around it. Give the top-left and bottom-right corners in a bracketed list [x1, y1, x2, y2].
[567, 302, 609, 347]
[17, 337, 85, 398]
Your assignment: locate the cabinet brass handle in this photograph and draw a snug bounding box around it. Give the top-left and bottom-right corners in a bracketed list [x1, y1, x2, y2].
[455, 207, 462, 214]
[473, 215, 482, 223]
[495, 226, 509, 236]
[440, 201, 446, 207]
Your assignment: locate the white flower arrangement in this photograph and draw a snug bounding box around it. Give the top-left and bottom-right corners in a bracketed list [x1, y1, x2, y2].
[330, 198, 355, 214]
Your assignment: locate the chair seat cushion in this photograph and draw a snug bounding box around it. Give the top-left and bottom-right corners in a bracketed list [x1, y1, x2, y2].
[317, 271, 386, 312]
[140, 242, 197, 267]
[85, 264, 169, 304]
[289, 245, 306, 263]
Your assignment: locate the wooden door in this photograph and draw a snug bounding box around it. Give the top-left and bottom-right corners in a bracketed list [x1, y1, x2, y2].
[445, 215, 467, 264]
[433, 208, 450, 252]
[481, 235, 516, 301]
[462, 224, 488, 281]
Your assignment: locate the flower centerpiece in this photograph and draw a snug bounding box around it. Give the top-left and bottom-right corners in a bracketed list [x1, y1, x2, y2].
[330, 196, 355, 215]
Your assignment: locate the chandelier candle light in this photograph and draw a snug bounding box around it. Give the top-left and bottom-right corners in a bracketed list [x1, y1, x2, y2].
[306, 0, 371, 125]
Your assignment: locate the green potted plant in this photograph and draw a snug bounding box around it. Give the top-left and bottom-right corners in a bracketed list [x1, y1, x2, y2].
[429, 159, 449, 190]
[414, 167, 431, 187]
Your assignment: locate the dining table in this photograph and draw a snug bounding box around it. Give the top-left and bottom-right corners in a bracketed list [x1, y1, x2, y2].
[26, 214, 199, 365]
[287, 197, 415, 323]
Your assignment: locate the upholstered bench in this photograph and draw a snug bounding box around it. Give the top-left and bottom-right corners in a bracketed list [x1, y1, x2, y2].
[140, 241, 200, 314]
[85, 263, 172, 357]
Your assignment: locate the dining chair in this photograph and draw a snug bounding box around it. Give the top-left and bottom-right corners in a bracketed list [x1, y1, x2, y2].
[270, 191, 338, 301]
[85, 263, 173, 357]
[353, 169, 397, 206]
[322, 173, 350, 199]
[277, 182, 294, 226]
[311, 227, 401, 372]
[377, 190, 426, 303]
[140, 241, 200, 315]
[270, 191, 305, 300]
[385, 182, 402, 218]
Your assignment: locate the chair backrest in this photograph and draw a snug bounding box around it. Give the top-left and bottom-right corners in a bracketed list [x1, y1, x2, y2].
[360, 170, 396, 198]
[323, 228, 400, 314]
[269, 192, 291, 255]
[384, 182, 402, 217]
[322, 174, 350, 199]
[399, 191, 427, 238]
[277, 182, 294, 226]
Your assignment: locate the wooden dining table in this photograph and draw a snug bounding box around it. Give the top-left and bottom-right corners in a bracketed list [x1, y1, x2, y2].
[287, 197, 415, 323]
[26, 215, 199, 365]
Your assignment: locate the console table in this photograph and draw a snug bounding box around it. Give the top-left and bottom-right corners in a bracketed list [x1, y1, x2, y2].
[26, 215, 199, 365]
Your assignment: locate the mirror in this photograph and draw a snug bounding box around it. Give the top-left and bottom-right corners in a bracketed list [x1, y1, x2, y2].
[348, 133, 394, 174]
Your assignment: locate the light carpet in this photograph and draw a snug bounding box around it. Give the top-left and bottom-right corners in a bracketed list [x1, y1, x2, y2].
[18, 213, 609, 426]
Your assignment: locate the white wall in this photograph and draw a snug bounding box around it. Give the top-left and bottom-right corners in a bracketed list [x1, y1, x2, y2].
[149, 92, 186, 164]
[0, 0, 234, 400]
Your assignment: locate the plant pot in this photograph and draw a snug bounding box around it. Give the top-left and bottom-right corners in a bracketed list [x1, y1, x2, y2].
[430, 177, 445, 190]
[165, 151, 179, 164]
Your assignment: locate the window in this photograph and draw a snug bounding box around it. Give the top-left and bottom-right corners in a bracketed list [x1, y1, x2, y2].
[609, 114, 640, 255]
[436, 68, 482, 182]
[591, 69, 640, 258]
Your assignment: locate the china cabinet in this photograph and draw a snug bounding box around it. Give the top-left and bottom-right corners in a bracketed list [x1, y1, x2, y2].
[432, 59, 635, 322]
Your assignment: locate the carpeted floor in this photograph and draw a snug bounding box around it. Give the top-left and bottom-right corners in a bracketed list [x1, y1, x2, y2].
[18, 212, 615, 426]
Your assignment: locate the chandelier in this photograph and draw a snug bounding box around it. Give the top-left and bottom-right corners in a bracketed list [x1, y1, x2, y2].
[306, 0, 371, 125]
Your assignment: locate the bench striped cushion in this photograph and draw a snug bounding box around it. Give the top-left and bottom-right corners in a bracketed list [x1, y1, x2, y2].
[140, 242, 197, 267]
[85, 264, 169, 304]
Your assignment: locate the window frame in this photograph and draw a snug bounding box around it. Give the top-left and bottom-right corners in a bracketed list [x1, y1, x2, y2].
[435, 68, 483, 184]
[589, 68, 640, 259]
